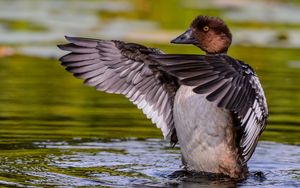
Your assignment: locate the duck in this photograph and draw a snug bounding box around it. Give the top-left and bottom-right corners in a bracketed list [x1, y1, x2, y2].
[58, 15, 268, 179]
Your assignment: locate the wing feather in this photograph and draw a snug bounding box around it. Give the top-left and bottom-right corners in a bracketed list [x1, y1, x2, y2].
[58, 36, 179, 140]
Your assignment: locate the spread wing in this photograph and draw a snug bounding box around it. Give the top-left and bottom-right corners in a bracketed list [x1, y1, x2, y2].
[58, 36, 179, 141]
[153, 54, 268, 163]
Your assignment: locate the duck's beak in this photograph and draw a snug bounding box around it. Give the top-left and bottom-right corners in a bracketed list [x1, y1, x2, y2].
[171, 29, 198, 44]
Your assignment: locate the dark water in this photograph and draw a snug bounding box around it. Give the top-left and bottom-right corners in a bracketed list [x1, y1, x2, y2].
[1, 0, 300, 187]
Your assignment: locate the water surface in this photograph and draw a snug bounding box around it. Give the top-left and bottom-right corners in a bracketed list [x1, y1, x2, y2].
[1, 139, 299, 187]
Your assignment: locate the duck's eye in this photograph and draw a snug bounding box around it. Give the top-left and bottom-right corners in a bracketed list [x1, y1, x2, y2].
[203, 26, 209, 32]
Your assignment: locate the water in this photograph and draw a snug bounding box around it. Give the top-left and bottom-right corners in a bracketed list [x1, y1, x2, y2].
[0, 0, 300, 187]
[0, 139, 299, 187]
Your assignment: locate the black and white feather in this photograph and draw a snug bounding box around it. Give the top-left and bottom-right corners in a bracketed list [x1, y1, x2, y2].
[152, 54, 268, 163]
[58, 36, 179, 140]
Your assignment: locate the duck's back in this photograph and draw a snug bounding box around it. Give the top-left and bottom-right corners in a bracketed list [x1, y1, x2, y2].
[174, 85, 246, 178]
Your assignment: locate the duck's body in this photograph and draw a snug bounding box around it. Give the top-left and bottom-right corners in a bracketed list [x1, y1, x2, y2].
[58, 16, 268, 179]
[174, 86, 244, 178]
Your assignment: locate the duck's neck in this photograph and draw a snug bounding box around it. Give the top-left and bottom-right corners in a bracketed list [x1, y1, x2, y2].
[205, 52, 228, 56]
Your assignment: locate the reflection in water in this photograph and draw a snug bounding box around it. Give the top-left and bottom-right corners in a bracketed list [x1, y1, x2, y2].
[0, 139, 299, 187]
[1, 46, 300, 145]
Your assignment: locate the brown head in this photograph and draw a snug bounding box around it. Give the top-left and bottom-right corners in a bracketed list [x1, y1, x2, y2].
[171, 16, 232, 54]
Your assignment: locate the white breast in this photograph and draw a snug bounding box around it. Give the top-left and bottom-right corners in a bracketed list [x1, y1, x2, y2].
[173, 85, 240, 174]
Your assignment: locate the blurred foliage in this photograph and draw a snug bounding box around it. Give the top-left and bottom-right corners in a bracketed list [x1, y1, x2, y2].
[98, 0, 221, 29]
[98, 0, 300, 30]
[0, 19, 47, 32]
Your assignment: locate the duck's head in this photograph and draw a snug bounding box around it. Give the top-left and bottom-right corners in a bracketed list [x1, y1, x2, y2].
[171, 16, 232, 54]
